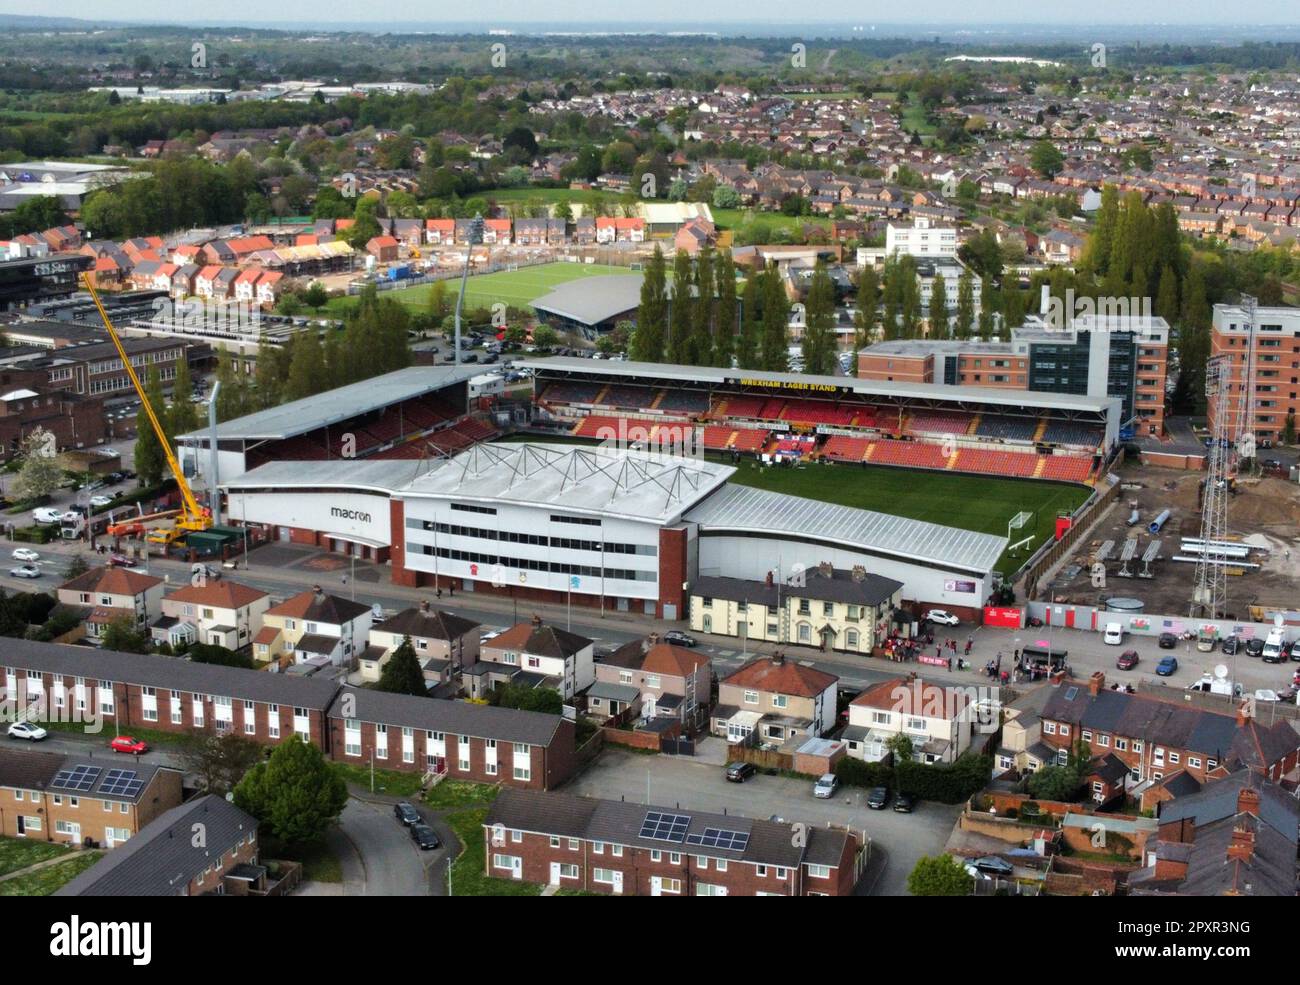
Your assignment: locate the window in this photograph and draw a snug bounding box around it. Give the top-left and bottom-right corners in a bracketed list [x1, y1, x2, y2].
[557, 863, 579, 879]
[650, 850, 662, 862]
[1044, 722, 1056, 735]
[669, 852, 681, 864]
[772, 695, 787, 710]
[715, 859, 727, 872]
[658, 878, 682, 894]
[611, 845, 623, 857]
[757, 864, 768, 877]
[1188, 757, 1202, 769]
[743, 690, 759, 705]
[550, 836, 560, 848]
[593, 842, 604, 855]
[593, 868, 618, 886]
[1169, 752, 1180, 764]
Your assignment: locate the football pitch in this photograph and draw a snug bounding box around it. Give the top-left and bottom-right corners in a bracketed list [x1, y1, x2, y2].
[388, 261, 630, 311]
[722, 459, 1091, 574]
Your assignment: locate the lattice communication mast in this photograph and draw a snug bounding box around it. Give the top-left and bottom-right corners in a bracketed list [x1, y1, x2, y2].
[1191, 355, 1233, 619]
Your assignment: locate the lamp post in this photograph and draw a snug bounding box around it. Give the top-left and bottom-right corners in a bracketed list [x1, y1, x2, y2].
[453, 214, 485, 367]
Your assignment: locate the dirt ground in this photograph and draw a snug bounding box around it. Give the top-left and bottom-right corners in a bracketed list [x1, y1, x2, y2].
[1046, 465, 1300, 617]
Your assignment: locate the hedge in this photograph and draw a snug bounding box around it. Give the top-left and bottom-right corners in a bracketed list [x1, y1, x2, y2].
[834, 757, 894, 789]
[835, 751, 993, 804]
[11, 525, 59, 544]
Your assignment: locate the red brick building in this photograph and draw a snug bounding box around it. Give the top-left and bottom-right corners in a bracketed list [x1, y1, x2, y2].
[483, 788, 863, 895]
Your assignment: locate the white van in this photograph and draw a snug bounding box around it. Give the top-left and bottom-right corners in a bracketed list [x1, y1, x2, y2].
[1103, 623, 1124, 645]
[1262, 630, 1285, 663]
[32, 508, 62, 525]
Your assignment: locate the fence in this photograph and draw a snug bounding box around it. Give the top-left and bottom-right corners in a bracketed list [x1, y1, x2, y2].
[726, 741, 793, 772]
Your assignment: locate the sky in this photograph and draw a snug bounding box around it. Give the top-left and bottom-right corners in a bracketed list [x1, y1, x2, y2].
[1, 2, 1293, 29]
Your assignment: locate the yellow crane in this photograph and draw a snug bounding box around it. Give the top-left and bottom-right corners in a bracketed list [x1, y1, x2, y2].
[81, 272, 211, 546]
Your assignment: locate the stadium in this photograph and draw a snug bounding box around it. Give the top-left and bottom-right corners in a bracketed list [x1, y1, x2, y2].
[181, 355, 1117, 623]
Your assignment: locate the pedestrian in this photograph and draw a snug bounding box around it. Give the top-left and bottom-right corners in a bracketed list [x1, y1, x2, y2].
[436, 587, 443, 599]
[1014, 649, 1020, 663]
[935, 645, 942, 659]
[946, 657, 952, 672]
[964, 639, 972, 656]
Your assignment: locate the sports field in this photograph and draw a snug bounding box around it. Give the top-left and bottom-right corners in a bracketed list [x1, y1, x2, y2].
[496, 433, 1092, 575]
[723, 459, 1090, 574]
[329, 261, 631, 316]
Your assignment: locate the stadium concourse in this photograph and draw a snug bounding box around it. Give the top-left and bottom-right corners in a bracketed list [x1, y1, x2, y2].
[522, 357, 1120, 486]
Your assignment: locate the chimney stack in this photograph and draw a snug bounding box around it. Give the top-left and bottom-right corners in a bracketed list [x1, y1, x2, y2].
[1236, 786, 1261, 817]
[851, 564, 866, 583]
[1089, 671, 1105, 696]
[771, 651, 785, 666]
[1226, 823, 1256, 864]
[420, 598, 431, 613]
[531, 613, 543, 628]
[647, 632, 660, 646]
[311, 584, 323, 597]
[1050, 670, 1066, 686]
[818, 560, 833, 579]
[1236, 700, 1253, 727]
[765, 570, 774, 588]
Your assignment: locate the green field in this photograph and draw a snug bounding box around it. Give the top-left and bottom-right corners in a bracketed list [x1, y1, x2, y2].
[496, 433, 1091, 575]
[722, 459, 1089, 574]
[326, 261, 631, 316]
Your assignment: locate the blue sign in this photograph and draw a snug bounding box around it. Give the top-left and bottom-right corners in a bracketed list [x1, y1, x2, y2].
[570, 576, 581, 589]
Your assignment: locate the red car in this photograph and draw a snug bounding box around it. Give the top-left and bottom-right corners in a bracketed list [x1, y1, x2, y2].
[108, 553, 136, 568]
[110, 735, 148, 755]
[1116, 650, 1140, 671]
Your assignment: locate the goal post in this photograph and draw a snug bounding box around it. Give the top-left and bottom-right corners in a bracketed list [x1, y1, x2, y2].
[1008, 510, 1033, 540]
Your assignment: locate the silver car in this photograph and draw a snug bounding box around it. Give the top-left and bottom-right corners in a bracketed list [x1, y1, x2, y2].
[813, 774, 838, 799]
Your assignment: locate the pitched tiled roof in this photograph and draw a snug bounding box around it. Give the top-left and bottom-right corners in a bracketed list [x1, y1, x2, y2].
[266, 589, 370, 625]
[59, 565, 161, 596]
[722, 655, 837, 698]
[485, 622, 592, 659]
[327, 687, 565, 747]
[56, 795, 257, 896]
[378, 606, 479, 642]
[165, 579, 268, 610]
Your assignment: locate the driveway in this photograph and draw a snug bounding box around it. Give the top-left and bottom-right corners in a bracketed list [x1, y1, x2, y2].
[570, 748, 959, 896]
[331, 797, 444, 896]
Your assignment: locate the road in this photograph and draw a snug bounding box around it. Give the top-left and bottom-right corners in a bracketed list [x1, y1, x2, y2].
[334, 797, 444, 896]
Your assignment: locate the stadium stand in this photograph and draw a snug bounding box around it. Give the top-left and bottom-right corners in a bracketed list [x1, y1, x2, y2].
[729, 428, 771, 453]
[1038, 455, 1095, 482]
[600, 385, 657, 409]
[541, 381, 604, 404]
[702, 425, 736, 451]
[714, 395, 765, 419]
[975, 415, 1039, 442]
[656, 389, 711, 414]
[906, 410, 971, 436]
[1041, 421, 1105, 448]
[758, 398, 787, 420]
[781, 400, 857, 426]
[820, 435, 872, 463]
[953, 447, 1039, 478]
[868, 439, 951, 469]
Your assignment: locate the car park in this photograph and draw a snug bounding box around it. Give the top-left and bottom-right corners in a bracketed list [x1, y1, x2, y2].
[924, 609, 960, 626]
[11, 548, 39, 562]
[1156, 656, 1179, 676]
[410, 824, 440, 850]
[1116, 650, 1140, 671]
[813, 774, 838, 799]
[8, 565, 40, 579]
[7, 721, 47, 742]
[866, 786, 891, 810]
[725, 761, 756, 783]
[393, 802, 420, 826]
[1157, 632, 1178, 649]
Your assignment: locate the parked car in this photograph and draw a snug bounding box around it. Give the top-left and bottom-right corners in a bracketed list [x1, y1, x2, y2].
[866, 786, 891, 810]
[11, 548, 39, 562]
[1221, 635, 1240, 655]
[1157, 632, 1178, 649]
[1102, 622, 1124, 645]
[221, 558, 240, 570]
[109, 735, 148, 754]
[893, 792, 917, 813]
[393, 802, 420, 826]
[32, 508, 61, 524]
[1116, 650, 1140, 671]
[410, 824, 441, 851]
[89, 495, 113, 509]
[925, 609, 960, 626]
[109, 553, 136, 568]
[8, 565, 40, 579]
[1155, 656, 1179, 677]
[1245, 638, 1266, 659]
[7, 721, 47, 742]
[663, 630, 697, 648]
[371, 603, 386, 624]
[813, 774, 838, 799]
[725, 761, 756, 783]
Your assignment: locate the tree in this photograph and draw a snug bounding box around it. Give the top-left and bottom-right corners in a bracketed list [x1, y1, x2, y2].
[532, 324, 559, 350]
[63, 555, 90, 580]
[188, 642, 253, 669]
[908, 854, 974, 896]
[927, 270, 949, 336]
[1030, 139, 1065, 179]
[631, 247, 668, 363]
[666, 249, 694, 364]
[502, 126, 539, 160]
[712, 250, 738, 368]
[133, 364, 169, 486]
[712, 185, 741, 209]
[951, 267, 972, 340]
[177, 731, 264, 795]
[284, 328, 326, 403]
[885, 733, 914, 763]
[11, 429, 62, 502]
[233, 735, 347, 846]
[758, 264, 790, 370]
[495, 683, 563, 715]
[736, 273, 762, 370]
[687, 248, 715, 365]
[169, 357, 200, 439]
[801, 260, 837, 374]
[375, 637, 427, 697]
[100, 614, 149, 654]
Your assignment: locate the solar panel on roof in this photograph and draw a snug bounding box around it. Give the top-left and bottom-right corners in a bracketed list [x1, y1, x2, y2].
[100, 768, 143, 798]
[51, 765, 101, 792]
[1064, 686, 1079, 701]
[638, 811, 690, 843]
[685, 827, 750, 851]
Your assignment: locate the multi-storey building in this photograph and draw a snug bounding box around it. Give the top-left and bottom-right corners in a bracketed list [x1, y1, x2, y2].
[1209, 302, 1300, 447]
[482, 788, 863, 896]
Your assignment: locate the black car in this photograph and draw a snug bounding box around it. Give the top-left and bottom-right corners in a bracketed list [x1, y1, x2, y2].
[393, 802, 420, 826]
[663, 631, 697, 648]
[725, 761, 756, 783]
[1158, 632, 1178, 649]
[1221, 635, 1240, 656]
[410, 823, 440, 851]
[866, 786, 891, 810]
[1245, 638, 1266, 659]
[893, 792, 917, 813]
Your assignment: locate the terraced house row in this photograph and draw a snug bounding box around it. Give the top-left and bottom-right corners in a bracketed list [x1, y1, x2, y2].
[0, 639, 577, 790]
